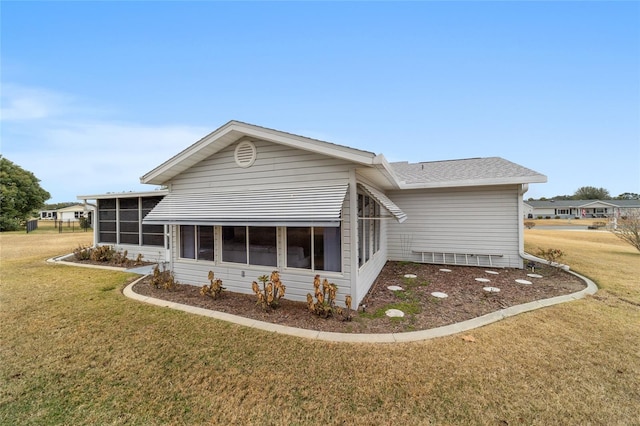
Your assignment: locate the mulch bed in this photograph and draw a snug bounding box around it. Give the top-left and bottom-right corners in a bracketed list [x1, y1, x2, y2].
[130, 261, 586, 334]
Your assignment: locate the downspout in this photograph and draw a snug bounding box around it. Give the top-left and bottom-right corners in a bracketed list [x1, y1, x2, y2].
[518, 184, 570, 271]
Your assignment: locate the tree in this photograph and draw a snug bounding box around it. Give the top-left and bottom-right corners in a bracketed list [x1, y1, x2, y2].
[0, 156, 51, 231]
[616, 192, 640, 200]
[609, 210, 640, 252]
[573, 186, 610, 200]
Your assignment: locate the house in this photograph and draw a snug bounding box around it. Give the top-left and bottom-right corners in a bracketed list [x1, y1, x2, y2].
[524, 199, 640, 219]
[78, 120, 546, 306]
[39, 205, 89, 221]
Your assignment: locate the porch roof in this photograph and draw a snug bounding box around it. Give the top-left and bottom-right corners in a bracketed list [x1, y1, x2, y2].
[142, 184, 348, 227]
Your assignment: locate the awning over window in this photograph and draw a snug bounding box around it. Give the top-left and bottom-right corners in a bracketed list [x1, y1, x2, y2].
[357, 183, 407, 223]
[142, 184, 348, 227]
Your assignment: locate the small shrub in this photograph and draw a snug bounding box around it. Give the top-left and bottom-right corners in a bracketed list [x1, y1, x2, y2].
[90, 245, 115, 262]
[545, 216, 551, 219]
[537, 216, 543, 219]
[150, 264, 176, 290]
[200, 271, 225, 299]
[588, 221, 607, 230]
[306, 275, 352, 320]
[536, 247, 565, 267]
[252, 271, 285, 311]
[73, 245, 91, 260]
[524, 221, 535, 229]
[554, 215, 561, 219]
[134, 253, 144, 266]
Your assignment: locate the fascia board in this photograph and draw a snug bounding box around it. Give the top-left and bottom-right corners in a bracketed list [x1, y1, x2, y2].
[77, 189, 169, 200]
[398, 175, 548, 190]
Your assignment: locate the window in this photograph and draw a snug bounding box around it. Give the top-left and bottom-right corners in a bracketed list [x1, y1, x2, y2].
[118, 198, 139, 244]
[179, 225, 214, 261]
[98, 199, 116, 243]
[358, 193, 381, 267]
[222, 226, 277, 267]
[286, 227, 341, 272]
[141, 197, 164, 246]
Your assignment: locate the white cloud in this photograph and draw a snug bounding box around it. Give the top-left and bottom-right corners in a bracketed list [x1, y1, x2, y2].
[0, 84, 75, 121]
[1, 84, 209, 202]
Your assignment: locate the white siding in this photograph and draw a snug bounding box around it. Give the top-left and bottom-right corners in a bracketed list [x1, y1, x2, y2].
[167, 139, 356, 303]
[387, 185, 523, 268]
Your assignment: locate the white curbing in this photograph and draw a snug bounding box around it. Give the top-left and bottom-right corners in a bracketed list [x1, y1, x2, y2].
[116, 264, 598, 344]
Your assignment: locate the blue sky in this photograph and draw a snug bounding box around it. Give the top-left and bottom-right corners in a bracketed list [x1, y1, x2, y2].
[2, 1, 639, 203]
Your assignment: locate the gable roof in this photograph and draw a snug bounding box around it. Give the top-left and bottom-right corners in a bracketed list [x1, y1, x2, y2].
[140, 120, 546, 190]
[140, 120, 400, 188]
[390, 157, 547, 189]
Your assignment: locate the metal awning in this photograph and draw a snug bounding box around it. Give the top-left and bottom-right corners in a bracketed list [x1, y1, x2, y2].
[142, 184, 348, 227]
[357, 183, 407, 223]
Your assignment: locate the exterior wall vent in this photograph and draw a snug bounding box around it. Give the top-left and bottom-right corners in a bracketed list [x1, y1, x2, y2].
[234, 140, 257, 168]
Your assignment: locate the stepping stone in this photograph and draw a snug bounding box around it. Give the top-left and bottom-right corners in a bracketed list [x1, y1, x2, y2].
[439, 268, 452, 272]
[475, 278, 491, 283]
[387, 285, 404, 291]
[515, 279, 533, 285]
[385, 309, 405, 318]
[431, 292, 448, 298]
[527, 273, 543, 278]
[404, 274, 417, 279]
[485, 270, 499, 275]
[483, 286, 500, 293]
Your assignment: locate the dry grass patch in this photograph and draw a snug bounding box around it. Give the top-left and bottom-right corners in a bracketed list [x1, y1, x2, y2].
[1, 231, 639, 425]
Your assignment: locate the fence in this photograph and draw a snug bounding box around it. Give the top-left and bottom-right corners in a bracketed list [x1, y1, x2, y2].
[26, 219, 38, 233]
[55, 219, 92, 233]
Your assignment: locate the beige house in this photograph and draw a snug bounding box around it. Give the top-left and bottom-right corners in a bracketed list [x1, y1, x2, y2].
[78, 121, 546, 305]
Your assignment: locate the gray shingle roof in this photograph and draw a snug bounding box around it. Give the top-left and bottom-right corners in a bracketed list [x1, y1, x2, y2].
[390, 157, 546, 187]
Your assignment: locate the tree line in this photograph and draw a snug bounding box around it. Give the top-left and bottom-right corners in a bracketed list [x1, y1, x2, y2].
[528, 186, 639, 202]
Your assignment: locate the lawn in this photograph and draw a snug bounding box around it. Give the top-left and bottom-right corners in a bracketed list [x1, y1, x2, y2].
[1, 228, 638, 425]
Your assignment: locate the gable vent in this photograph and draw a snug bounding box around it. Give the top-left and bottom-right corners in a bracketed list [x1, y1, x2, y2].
[234, 140, 257, 168]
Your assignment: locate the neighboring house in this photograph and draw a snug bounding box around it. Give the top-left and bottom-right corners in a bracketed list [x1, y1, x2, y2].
[39, 205, 90, 221]
[78, 120, 546, 306]
[524, 199, 640, 219]
[39, 209, 58, 220]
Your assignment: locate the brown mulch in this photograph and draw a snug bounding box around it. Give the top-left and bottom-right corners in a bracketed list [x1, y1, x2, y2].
[130, 261, 587, 334]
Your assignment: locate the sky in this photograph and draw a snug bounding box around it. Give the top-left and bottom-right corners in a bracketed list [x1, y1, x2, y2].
[1, 1, 639, 204]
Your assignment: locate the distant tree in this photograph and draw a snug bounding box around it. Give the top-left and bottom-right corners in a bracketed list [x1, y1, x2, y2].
[616, 193, 640, 200]
[43, 202, 77, 210]
[609, 210, 640, 252]
[573, 186, 610, 200]
[0, 156, 51, 231]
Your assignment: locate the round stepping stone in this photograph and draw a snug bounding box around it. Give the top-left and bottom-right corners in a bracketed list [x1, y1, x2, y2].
[385, 309, 405, 318]
[475, 278, 491, 283]
[387, 285, 404, 291]
[485, 270, 499, 275]
[439, 268, 452, 272]
[431, 292, 448, 298]
[515, 279, 533, 285]
[403, 274, 417, 279]
[483, 286, 500, 293]
[527, 273, 543, 278]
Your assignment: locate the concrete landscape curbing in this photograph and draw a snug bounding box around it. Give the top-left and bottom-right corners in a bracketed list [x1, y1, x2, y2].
[49, 253, 599, 343]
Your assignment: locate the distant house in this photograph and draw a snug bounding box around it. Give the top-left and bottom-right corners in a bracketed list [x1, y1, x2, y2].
[39, 209, 58, 220]
[39, 205, 89, 221]
[524, 199, 640, 219]
[78, 120, 546, 305]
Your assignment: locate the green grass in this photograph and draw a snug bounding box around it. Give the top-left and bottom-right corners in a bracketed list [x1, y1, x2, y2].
[1, 230, 639, 425]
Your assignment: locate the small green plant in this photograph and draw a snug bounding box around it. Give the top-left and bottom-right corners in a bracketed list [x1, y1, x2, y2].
[251, 271, 286, 311]
[149, 264, 176, 290]
[524, 221, 536, 229]
[200, 271, 225, 299]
